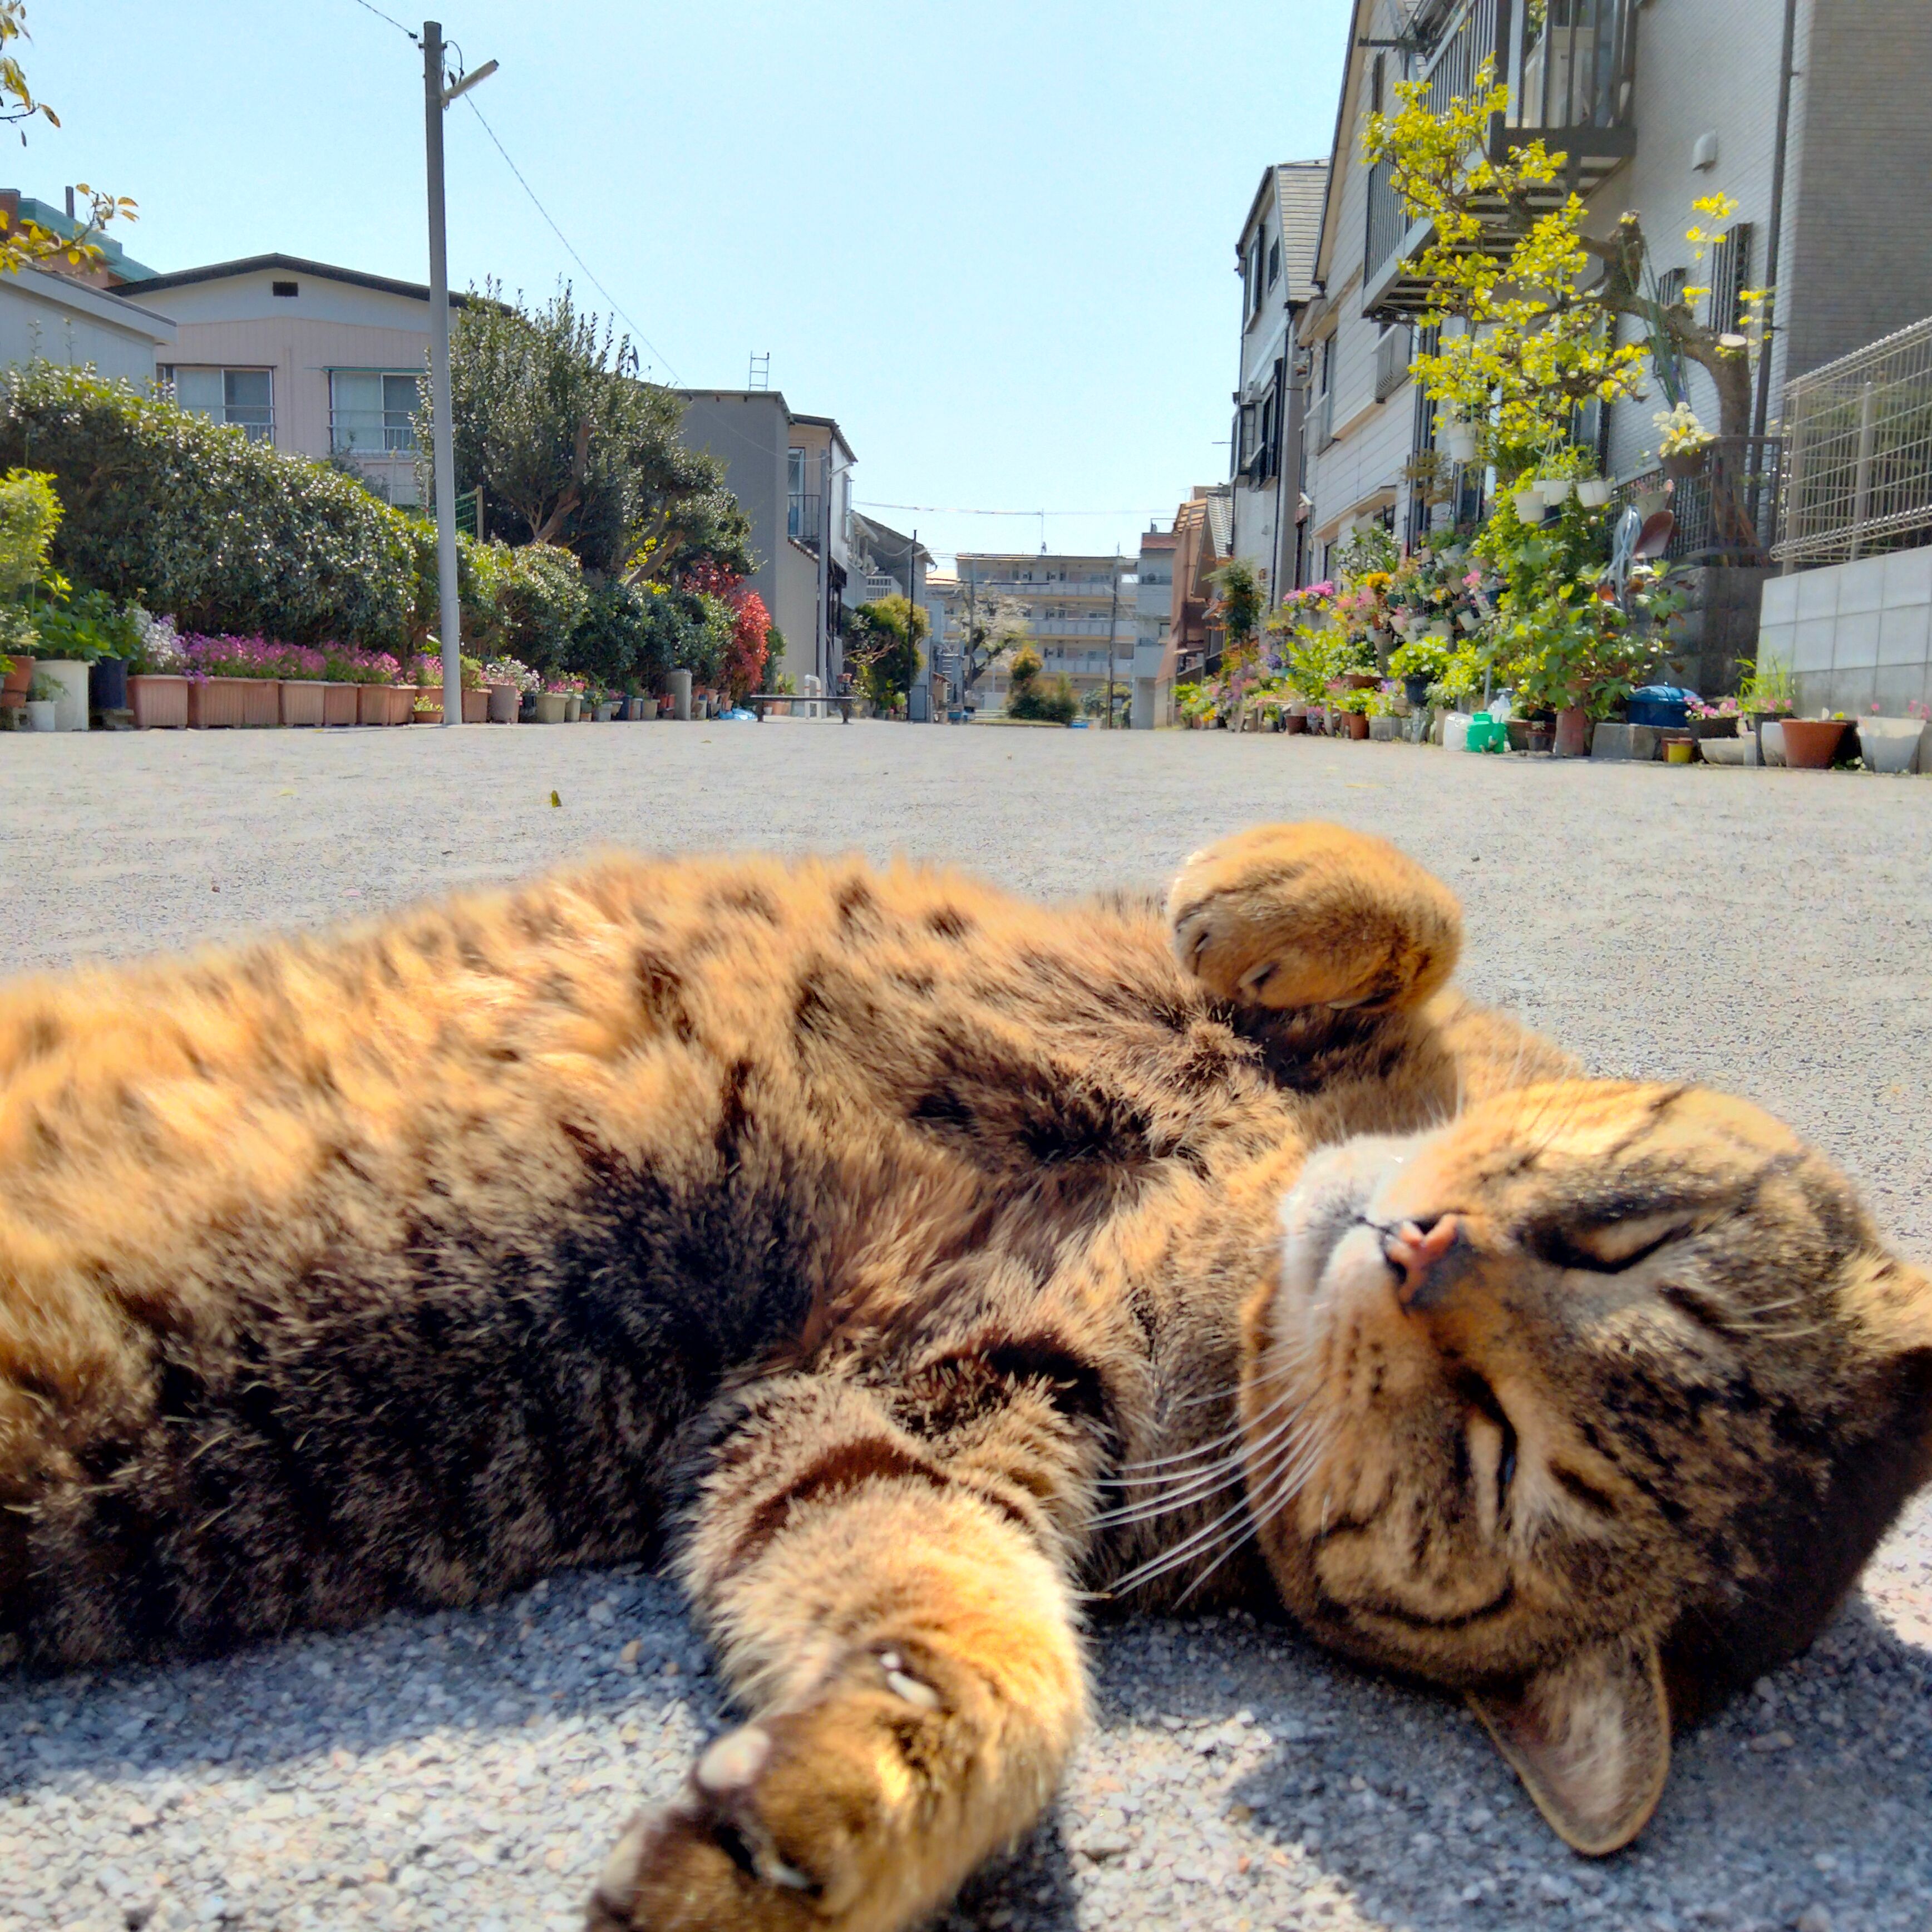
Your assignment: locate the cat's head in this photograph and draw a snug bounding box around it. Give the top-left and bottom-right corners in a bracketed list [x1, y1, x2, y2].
[1244, 1080, 1932, 1854]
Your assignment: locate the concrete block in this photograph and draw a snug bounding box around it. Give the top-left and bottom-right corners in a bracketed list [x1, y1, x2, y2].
[1837, 554, 1887, 615]
[1876, 600, 1931, 666]
[1796, 569, 1840, 620]
[1882, 546, 1932, 607]
[1591, 723, 1657, 761]
[1759, 576, 1798, 627]
[1793, 616, 1837, 671]
[1831, 607, 1881, 669]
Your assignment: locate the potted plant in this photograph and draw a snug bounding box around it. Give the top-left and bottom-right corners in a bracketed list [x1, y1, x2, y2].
[182, 634, 284, 728]
[1438, 408, 1479, 466]
[1855, 700, 1925, 775]
[126, 610, 189, 729]
[410, 652, 445, 724]
[24, 669, 60, 731]
[317, 643, 363, 725]
[1780, 714, 1851, 769]
[460, 655, 489, 723]
[331, 647, 404, 724]
[1328, 680, 1373, 739]
[535, 679, 571, 724]
[482, 655, 536, 722]
[1736, 655, 1796, 763]
[0, 645, 30, 721]
[275, 644, 329, 725]
[1654, 402, 1714, 480]
[1685, 694, 1741, 740]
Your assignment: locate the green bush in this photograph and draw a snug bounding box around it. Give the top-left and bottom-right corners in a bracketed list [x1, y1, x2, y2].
[0, 363, 415, 647]
[1006, 647, 1076, 724]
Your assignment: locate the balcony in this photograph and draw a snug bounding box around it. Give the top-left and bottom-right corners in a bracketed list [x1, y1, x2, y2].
[1364, 0, 1639, 322]
[787, 491, 822, 550]
[1612, 437, 1785, 568]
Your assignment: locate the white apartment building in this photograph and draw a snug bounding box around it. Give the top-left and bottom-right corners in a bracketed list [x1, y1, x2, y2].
[1229, 162, 1327, 600]
[1132, 527, 1177, 728]
[1294, 0, 1932, 683]
[955, 552, 1136, 712]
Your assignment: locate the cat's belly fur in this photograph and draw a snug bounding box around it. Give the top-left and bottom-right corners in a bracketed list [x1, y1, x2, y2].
[0, 855, 1304, 1666]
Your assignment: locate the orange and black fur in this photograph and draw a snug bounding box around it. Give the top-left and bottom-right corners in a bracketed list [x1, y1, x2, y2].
[1, 825, 1927, 1930]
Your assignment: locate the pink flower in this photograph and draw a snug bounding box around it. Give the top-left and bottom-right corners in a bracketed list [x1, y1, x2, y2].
[1463, 571, 1482, 589]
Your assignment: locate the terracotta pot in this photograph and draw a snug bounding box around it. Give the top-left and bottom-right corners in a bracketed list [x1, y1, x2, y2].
[487, 683, 520, 723]
[322, 682, 358, 725]
[1342, 712, 1369, 740]
[1553, 704, 1591, 758]
[462, 688, 488, 723]
[1341, 672, 1379, 690]
[1780, 718, 1850, 769]
[1663, 446, 1709, 480]
[129, 673, 189, 729]
[190, 677, 278, 728]
[1281, 712, 1307, 734]
[413, 702, 443, 724]
[279, 679, 326, 726]
[1, 652, 30, 709]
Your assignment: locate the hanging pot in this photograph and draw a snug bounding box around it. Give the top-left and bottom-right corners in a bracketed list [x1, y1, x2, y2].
[1576, 479, 1613, 509]
[1538, 477, 1576, 507]
[1512, 487, 1547, 524]
[1663, 446, 1709, 480]
[1442, 425, 1478, 465]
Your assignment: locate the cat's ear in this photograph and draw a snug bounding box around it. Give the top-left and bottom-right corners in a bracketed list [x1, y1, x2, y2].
[1467, 1635, 1669, 1857]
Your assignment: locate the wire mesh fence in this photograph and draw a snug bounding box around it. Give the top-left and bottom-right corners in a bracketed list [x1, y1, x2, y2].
[1776, 314, 1932, 567]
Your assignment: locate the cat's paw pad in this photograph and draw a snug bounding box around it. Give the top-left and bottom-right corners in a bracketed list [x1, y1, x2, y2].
[588, 1649, 953, 1930]
[1168, 821, 1460, 1013]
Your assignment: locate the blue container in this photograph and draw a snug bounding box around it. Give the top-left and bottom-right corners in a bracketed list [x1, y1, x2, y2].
[1627, 684, 1696, 730]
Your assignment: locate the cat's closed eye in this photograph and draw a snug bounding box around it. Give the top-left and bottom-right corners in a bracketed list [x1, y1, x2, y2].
[1525, 1213, 1692, 1275]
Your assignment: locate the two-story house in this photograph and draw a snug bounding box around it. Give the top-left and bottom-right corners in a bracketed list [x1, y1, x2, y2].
[1131, 525, 1178, 728]
[1228, 161, 1327, 602]
[1295, 0, 1932, 687]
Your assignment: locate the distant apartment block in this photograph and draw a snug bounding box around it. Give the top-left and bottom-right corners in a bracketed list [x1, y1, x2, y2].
[954, 551, 1135, 712]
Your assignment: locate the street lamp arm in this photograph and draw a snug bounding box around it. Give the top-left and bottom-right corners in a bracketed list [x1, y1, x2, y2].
[440, 57, 497, 107]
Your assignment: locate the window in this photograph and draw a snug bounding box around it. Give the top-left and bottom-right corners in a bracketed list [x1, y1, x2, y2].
[271, 280, 298, 298]
[328, 371, 420, 455]
[1657, 267, 1687, 311]
[166, 367, 273, 441]
[1706, 223, 1754, 334]
[1267, 236, 1281, 288]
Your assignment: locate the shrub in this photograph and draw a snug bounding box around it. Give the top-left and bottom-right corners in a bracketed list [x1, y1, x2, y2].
[0, 363, 416, 647]
[1006, 648, 1076, 723]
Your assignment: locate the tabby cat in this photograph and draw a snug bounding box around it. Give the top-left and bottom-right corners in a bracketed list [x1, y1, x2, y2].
[1, 824, 1926, 1932]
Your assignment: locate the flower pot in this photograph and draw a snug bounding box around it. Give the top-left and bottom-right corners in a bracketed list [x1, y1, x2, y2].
[1660, 730, 1697, 765]
[356, 684, 391, 726]
[1553, 705, 1591, 758]
[462, 687, 489, 723]
[1576, 479, 1613, 509]
[190, 677, 277, 728]
[40, 659, 89, 731]
[1663, 446, 1709, 480]
[1692, 717, 1739, 740]
[1341, 672, 1379, 690]
[1538, 477, 1575, 507]
[1760, 721, 1787, 767]
[1, 652, 29, 712]
[487, 683, 520, 723]
[1402, 673, 1432, 707]
[279, 679, 326, 726]
[413, 702, 443, 725]
[89, 657, 130, 712]
[534, 692, 568, 724]
[1281, 712, 1307, 734]
[1513, 487, 1547, 524]
[25, 697, 56, 731]
[565, 694, 582, 722]
[388, 685, 416, 725]
[1342, 712, 1369, 740]
[595, 699, 619, 722]
[1506, 719, 1532, 753]
[1529, 727, 1554, 754]
[1368, 714, 1400, 741]
[1699, 737, 1751, 767]
[1780, 718, 1850, 769]
[1856, 717, 1924, 774]
[322, 682, 358, 725]
[1442, 425, 1478, 465]
[129, 673, 189, 729]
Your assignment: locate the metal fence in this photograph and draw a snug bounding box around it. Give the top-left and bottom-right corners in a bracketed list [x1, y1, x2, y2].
[1775, 314, 1932, 566]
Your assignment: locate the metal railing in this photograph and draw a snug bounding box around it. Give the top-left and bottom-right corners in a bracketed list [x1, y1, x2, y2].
[1365, 0, 1638, 305]
[328, 410, 417, 456]
[1614, 437, 1785, 567]
[1774, 314, 1932, 566]
[787, 492, 822, 546]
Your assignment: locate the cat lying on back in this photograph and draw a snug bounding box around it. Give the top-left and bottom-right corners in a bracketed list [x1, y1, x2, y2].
[1, 823, 1926, 1931]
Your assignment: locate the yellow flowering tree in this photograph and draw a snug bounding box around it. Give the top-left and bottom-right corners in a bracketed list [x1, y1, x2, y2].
[1363, 62, 1759, 475]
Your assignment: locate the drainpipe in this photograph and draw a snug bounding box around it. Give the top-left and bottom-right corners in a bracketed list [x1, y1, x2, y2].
[1752, 0, 1802, 445]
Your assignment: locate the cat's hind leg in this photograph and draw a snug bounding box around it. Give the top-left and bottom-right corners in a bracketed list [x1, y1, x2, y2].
[590, 1374, 1087, 1932]
[1167, 821, 1461, 1016]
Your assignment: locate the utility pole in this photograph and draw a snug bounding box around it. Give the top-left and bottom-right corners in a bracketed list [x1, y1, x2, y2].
[422, 22, 496, 726]
[1105, 548, 1121, 728]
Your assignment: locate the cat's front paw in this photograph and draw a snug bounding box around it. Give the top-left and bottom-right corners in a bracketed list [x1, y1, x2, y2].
[1168, 821, 1460, 1014]
[588, 1647, 961, 1932]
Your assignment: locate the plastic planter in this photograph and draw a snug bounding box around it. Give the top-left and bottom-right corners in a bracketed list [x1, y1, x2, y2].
[1512, 487, 1546, 524]
[1780, 718, 1849, 768]
[25, 698, 56, 731]
[39, 659, 89, 731]
[534, 692, 568, 723]
[0, 652, 29, 716]
[279, 680, 326, 726]
[356, 684, 391, 725]
[190, 677, 278, 728]
[462, 688, 488, 723]
[322, 683, 359, 725]
[129, 674, 189, 729]
[89, 658, 130, 712]
[487, 684, 520, 723]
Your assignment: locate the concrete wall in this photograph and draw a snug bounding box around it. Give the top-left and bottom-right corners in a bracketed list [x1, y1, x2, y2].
[1759, 548, 1932, 716]
[0, 267, 174, 386]
[673, 391, 789, 664]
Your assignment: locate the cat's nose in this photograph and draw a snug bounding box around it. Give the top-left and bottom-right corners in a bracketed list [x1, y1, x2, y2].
[1384, 1214, 1462, 1310]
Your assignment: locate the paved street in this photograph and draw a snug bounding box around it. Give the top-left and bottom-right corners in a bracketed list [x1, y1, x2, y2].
[1, 722, 1929, 1932]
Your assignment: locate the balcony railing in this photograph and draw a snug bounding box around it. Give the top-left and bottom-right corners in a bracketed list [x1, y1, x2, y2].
[787, 492, 822, 548]
[1364, 0, 1639, 320]
[1613, 437, 1786, 568]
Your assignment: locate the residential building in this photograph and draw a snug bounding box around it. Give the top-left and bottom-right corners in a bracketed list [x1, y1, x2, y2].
[1132, 526, 1177, 728]
[1168, 486, 1233, 682]
[131, 254, 471, 508]
[0, 189, 159, 288]
[674, 391, 859, 694]
[1295, 0, 1932, 684]
[1228, 162, 1327, 602]
[954, 551, 1135, 712]
[850, 511, 937, 716]
[0, 262, 173, 385]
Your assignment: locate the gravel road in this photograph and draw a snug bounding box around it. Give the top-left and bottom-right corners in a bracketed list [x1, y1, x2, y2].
[2, 720, 1929, 1932]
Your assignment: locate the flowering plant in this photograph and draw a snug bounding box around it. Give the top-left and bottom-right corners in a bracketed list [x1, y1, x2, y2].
[180, 634, 328, 682]
[130, 607, 186, 674]
[543, 673, 586, 696]
[482, 655, 541, 694]
[1653, 401, 1714, 457]
[323, 645, 401, 686]
[1908, 699, 1929, 722]
[1687, 694, 1741, 719]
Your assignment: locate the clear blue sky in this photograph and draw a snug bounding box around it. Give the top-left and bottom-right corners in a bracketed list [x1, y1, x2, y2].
[33, 1, 1345, 568]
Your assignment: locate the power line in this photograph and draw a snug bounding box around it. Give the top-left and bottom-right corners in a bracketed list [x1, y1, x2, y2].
[856, 500, 1155, 518]
[460, 94, 683, 386]
[347, 0, 419, 42]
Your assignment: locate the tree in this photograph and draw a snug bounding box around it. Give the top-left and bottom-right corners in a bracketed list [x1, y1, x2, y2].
[951, 590, 1029, 705]
[1363, 62, 1759, 468]
[435, 283, 750, 581]
[844, 594, 927, 712]
[0, 4, 137, 280]
[1004, 645, 1076, 724]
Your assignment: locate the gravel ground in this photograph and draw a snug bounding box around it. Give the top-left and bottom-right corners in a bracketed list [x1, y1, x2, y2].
[1, 719, 1929, 1932]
